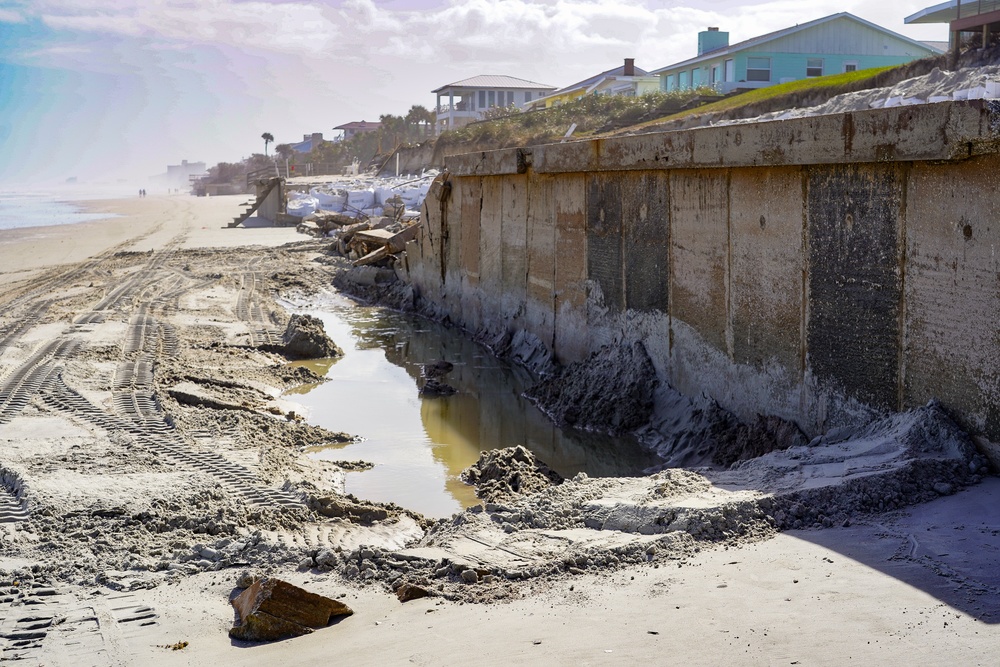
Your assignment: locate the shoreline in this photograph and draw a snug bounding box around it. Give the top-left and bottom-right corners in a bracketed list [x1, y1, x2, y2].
[0, 195, 997, 665]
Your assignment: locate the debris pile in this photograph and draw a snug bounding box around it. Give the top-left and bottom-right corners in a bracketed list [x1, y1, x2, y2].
[287, 173, 440, 269]
[461, 445, 564, 504]
[286, 174, 433, 222]
[280, 313, 343, 360]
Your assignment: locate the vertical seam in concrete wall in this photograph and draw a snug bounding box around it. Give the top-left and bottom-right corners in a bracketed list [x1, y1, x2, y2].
[616, 174, 629, 312]
[898, 162, 910, 412]
[725, 168, 734, 361]
[525, 173, 532, 325]
[666, 170, 674, 363]
[584, 175, 591, 355]
[800, 166, 810, 419]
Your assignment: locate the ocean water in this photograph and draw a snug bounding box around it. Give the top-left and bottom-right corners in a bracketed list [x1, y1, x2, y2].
[0, 186, 132, 231]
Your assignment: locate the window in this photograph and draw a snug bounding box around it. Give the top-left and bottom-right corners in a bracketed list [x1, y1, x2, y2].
[679, 71, 688, 88]
[488, 90, 495, 107]
[806, 58, 824, 77]
[711, 64, 720, 84]
[746, 57, 771, 82]
[478, 90, 486, 109]
[524, 91, 532, 102]
[724, 59, 735, 82]
[843, 60, 859, 73]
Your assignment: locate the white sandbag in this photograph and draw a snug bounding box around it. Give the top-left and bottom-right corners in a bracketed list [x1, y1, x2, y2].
[287, 196, 318, 218]
[311, 187, 347, 211]
[346, 189, 375, 210]
[375, 187, 396, 206]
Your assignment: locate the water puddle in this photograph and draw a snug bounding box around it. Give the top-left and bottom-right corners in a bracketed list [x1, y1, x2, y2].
[285, 294, 660, 519]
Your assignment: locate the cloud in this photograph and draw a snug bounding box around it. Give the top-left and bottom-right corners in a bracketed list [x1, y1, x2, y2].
[0, 8, 26, 23]
[22, 1, 950, 70]
[42, 13, 146, 37]
[2, 0, 951, 183]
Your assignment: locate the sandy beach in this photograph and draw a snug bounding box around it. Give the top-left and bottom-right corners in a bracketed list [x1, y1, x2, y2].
[1, 194, 998, 666]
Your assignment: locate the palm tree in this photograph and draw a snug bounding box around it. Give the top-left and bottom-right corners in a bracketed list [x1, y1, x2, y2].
[261, 132, 274, 156]
[405, 105, 435, 139]
[378, 114, 406, 152]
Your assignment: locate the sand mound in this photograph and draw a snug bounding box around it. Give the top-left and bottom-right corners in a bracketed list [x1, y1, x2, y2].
[461, 445, 563, 504]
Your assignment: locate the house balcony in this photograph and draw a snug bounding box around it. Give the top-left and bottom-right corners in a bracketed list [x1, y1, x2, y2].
[435, 107, 482, 133]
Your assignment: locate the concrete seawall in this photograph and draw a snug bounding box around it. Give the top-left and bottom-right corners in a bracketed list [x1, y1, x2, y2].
[401, 100, 1000, 462]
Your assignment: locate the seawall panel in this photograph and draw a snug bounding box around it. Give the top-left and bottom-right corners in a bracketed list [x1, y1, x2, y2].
[586, 173, 625, 320]
[669, 170, 730, 351]
[553, 175, 589, 364]
[806, 164, 903, 413]
[442, 174, 464, 324]
[623, 172, 670, 314]
[904, 155, 1000, 443]
[501, 176, 529, 328]
[526, 175, 556, 351]
[729, 166, 804, 374]
[459, 176, 483, 332]
[668, 169, 731, 401]
[478, 177, 504, 330]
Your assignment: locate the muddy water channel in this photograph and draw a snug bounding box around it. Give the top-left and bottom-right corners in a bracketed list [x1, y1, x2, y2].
[285, 294, 660, 518]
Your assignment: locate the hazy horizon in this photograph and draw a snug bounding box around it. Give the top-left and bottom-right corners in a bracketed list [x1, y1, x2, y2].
[0, 0, 948, 187]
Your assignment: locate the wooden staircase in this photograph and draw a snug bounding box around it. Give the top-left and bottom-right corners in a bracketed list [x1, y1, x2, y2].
[228, 177, 281, 228]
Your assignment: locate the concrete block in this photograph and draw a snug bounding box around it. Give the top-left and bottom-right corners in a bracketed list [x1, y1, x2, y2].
[528, 102, 993, 174]
[445, 147, 523, 176]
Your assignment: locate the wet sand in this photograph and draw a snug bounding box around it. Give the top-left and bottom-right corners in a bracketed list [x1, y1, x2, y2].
[1, 195, 998, 665]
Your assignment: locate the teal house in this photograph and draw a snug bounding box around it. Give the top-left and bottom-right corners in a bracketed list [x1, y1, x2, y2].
[654, 13, 941, 94]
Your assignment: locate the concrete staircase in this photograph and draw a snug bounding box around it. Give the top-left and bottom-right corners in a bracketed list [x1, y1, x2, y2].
[228, 177, 281, 228]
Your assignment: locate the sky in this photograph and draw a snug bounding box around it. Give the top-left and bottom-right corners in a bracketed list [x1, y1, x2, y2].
[0, 0, 948, 186]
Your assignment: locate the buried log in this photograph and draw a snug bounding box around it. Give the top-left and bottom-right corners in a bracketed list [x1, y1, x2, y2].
[230, 577, 353, 642]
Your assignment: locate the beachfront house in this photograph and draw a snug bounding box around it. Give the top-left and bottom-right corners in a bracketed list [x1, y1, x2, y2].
[524, 59, 660, 111]
[905, 0, 1000, 52]
[433, 76, 556, 134]
[333, 121, 381, 142]
[289, 133, 325, 154]
[654, 13, 942, 95]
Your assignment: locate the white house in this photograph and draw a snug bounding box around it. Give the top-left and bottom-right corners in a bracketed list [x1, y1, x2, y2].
[525, 59, 660, 110]
[432, 75, 556, 134]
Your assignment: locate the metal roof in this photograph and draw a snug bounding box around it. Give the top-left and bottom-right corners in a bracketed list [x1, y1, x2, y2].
[651, 12, 939, 75]
[906, 0, 1000, 24]
[432, 75, 555, 93]
[333, 121, 380, 130]
[548, 64, 652, 97]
